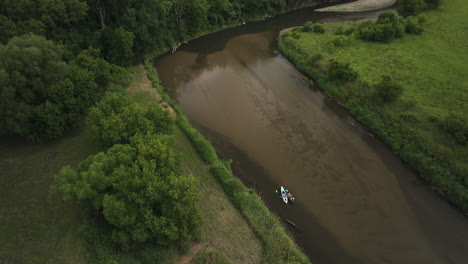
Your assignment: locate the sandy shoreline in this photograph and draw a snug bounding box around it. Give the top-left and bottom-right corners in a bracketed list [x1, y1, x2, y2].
[316, 0, 397, 12]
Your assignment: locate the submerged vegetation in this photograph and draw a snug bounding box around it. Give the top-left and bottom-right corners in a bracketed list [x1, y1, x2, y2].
[279, 0, 468, 212]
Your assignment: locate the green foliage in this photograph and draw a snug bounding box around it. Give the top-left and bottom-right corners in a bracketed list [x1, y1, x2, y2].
[306, 53, 323, 66]
[327, 35, 349, 48]
[312, 23, 325, 33]
[102, 27, 135, 66]
[357, 11, 405, 43]
[191, 249, 231, 264]
[403, 16, 425, 34]
[302, 21, 325, 33]
[302, 21, 313, 32]
[374, 75, 404, 103]
[0, 34, 101, 139]
[75, 48, 128, 88]
[441, 113, 468, 145]
[53, 133, 201, 250]
[278, 0, 468, 212]
[424, 0, 440, 9]
[144, 58, 218, 165]
[328, 60, 358, 81]
[398, 0, 427, 17]
[86, 92, 172, 146]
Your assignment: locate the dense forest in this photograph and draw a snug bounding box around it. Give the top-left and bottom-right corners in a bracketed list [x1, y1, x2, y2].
[0, 0, 323, 140]
[0, 1, 323, 262]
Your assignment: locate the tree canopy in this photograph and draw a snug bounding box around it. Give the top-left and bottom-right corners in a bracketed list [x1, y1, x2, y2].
[86, 92, 173, 146]
[0, 35, 122, 139]
[53, 133, 201, 250]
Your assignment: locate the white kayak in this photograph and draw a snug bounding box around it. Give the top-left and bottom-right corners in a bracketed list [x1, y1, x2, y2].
[280, 186, 288, 204]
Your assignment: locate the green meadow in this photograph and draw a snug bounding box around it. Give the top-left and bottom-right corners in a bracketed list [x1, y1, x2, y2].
[279, 0, 468, 211]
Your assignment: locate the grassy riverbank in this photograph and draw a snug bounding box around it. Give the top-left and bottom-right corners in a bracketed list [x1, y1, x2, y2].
[144, 62, 312, 264]
[0, 130, 100, 264]
[125, 65, 264, 264]
[279, 0, 468, 212]
[316, 0, 397, 12]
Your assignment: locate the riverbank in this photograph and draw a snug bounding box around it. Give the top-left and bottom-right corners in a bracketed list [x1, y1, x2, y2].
[127, 65, 264, 264]
[316, 0, 397, 12]
[278, 0, 468, 212]
[144, 61, 312, 264]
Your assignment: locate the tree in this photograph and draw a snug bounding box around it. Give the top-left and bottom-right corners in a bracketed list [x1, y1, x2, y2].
[0, 34, 67, 137]
[86, 93, 173, 146]
[0, 34, 109, 139]
[102, 27, 135, 66]
[53, 133, 201, 250]
[183, 0, 209, 35]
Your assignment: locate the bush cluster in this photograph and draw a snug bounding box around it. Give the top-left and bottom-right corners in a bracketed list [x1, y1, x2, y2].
[357, 11, 405, 43]
[327, 35, 350, 48]
[398, 0, 440, 17]
[374, 75, 404, 103]
[302, 21, 325, 33]
[328, 60, 359, 81]
[441, 113, 468, 146]
[402, 15, 426, 34]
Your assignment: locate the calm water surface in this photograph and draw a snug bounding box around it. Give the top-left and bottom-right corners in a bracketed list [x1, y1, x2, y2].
[155, 6, 468, 264]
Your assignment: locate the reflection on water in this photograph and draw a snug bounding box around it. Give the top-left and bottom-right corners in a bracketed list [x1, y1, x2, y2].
[156, 6, 468, 264]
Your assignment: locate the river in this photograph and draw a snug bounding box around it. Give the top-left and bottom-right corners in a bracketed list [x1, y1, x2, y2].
[155, 5, 468, 264]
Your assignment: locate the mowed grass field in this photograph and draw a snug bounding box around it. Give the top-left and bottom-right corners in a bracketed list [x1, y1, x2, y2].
[0, 129, 101, 264]
[279, 0, 467, 194]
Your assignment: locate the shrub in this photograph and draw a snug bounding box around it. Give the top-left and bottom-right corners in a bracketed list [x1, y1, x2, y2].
[357, 11, 405, 42]
[441, 113, 468, 145]
[376, 11, 405, 38]
[398, 0, 427, 17]
[374, 75, 403, 102]
[301, 21, 314, 32]
[328, 35, 349, 48]
[328, 60, 358, 81]
[312, 23, 325, 33]
[306, 53, 323, 66]
[424, 0, 440, 9]
[344, 26, 356, 35]
[302, 22, 325, 33]
[400, 112, 419, 123]
[334, 25, 344, 35]
[176, 115, 218, 164]
[404, 16, 425, 34]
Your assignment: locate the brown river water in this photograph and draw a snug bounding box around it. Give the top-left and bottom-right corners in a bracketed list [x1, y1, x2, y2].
[155, 6, 468, 264]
